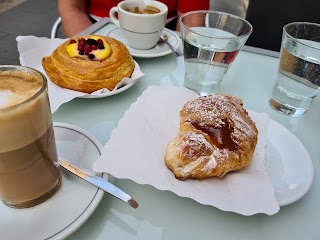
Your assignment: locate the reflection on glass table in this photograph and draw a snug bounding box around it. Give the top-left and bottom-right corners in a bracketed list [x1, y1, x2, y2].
[49, 19, 320, 240]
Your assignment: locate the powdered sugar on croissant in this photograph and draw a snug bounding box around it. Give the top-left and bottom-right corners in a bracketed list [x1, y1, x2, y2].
[164, 94, 258, 180]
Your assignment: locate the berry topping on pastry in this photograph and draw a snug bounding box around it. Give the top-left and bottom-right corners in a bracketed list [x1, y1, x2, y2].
[66, 36, 111, 60]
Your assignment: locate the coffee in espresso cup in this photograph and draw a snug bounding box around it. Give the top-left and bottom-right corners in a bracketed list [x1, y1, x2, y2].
[124, 5, 160, 14]
[0, 65, 61, 208]
[110, 0, 168, 50]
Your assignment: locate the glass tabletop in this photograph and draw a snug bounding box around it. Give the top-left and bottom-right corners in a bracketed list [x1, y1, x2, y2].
[52, 20, 320, 240]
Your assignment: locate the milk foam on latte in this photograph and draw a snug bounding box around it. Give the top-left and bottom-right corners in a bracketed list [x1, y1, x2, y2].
[0, 70, 46, 153]
[0, 90, 13, 108]
[0, 70, 42, 109]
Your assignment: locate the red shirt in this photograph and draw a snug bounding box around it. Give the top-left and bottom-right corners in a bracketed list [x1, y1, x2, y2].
[90, 0, 209, 19]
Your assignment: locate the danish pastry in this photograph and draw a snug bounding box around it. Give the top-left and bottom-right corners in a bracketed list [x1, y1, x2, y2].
[42, 35, 135, 93]
[164, 94, 258, 180]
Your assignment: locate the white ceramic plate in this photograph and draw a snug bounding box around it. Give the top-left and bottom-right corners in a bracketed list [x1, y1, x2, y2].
[265, 119, 314, 206]
[79, 78, 138, 99]
[106, 27, 181, 58]
[0, 122, 107, 240]
[79, 60, 141, 99]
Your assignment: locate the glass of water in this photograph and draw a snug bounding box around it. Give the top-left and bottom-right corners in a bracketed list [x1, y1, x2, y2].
[180, 11, 252, 96]
[269, 22, 320, 117]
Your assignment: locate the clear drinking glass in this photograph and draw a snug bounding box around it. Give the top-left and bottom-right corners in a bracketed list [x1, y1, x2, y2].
[180, 10, 253, 96]
[269, 22, 320, 117]
[0, 65, 61, 208]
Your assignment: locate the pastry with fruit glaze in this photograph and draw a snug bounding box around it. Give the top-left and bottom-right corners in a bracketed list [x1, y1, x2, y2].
[42, 35, 134, 93]
[164, 94, 258, 180]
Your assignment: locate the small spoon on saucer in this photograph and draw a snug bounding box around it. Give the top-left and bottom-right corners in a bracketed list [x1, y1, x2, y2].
[158, 34, 183, 57]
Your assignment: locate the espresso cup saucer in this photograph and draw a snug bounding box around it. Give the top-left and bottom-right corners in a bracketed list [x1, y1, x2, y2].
[105, 26, 181, 58]
[0, 122, 107, 240]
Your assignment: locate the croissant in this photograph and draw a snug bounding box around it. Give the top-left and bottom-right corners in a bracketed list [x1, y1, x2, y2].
[42, 35, 135, 93]
[164, 94, 258, 180]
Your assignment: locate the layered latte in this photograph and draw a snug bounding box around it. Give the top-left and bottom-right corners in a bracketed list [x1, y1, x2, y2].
[0, 66, 61, 208]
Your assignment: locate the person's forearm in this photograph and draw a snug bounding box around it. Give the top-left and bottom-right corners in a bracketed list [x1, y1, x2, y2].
[175, 11, 183, 31]
[58, 0, 92, 37]
[178, 11, 206, 32]
[61, 12, 92, 37]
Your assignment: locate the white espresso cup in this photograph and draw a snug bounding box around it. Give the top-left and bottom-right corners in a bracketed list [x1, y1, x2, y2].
[110, 0, 168, 50]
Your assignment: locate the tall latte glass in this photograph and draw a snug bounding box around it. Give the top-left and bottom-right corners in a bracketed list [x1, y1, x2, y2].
[0, 65, 61, 208]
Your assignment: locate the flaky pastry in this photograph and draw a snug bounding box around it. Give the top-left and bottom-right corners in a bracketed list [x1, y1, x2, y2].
[42, 35, 134, 93]
[165, 94, 258, 180]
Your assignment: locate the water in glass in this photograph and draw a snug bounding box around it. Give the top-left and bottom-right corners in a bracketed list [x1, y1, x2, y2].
[183, 28, 241, 96]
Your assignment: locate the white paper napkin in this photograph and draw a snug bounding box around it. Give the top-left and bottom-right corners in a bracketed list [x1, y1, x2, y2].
[93, 86, 280, 216]
[16, 36, 144, 113]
